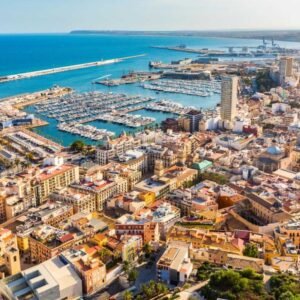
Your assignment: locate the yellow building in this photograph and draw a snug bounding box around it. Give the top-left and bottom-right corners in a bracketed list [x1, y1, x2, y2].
[17, 235, 29, 253]
[33, 164, 80, 205]
[0, 195, 6, 223]
[91, 233, 108, 247]
[51, 187, 97, 214]
[178, 117, 191, 132]
[0, 228, 21, 275]
[138, 191, 156, 206]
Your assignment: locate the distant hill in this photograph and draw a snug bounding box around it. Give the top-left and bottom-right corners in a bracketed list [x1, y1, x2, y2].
[70, 30, 300, 43]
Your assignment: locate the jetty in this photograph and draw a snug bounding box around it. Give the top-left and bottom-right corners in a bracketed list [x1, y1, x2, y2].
[151, 46, 225, 55]
[0, 54, 146, 84]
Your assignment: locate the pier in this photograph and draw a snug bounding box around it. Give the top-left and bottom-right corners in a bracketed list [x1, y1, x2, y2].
[151, 46, 225, 55]
[0, 54, 146, 84]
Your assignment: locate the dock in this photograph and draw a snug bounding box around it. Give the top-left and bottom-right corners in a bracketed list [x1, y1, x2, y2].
[151, 46, 225, 55]
[0, 54, 146, 84]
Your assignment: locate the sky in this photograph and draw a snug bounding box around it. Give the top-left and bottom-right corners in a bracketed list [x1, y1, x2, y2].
[1, 0, 300, 33]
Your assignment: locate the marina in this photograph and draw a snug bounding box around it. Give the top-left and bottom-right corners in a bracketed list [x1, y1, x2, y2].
[145, 100, 196, 115]
[142, 79, 221, 97]
[58, 123, 115, 141]
[32, 92, 159, 141]
[96, 112, 155, 128]
[34, 92, 155, 123]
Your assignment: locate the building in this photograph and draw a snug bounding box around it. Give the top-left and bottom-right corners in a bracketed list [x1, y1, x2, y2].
[1, 256, 82, 300]
[152, 203, 180, 239]
[275, 220, 300, 251]
[180, 110, 203, 133]
[230, 193, 291, 234]
[168, 227, 245, 255]
[157, 241, 193, 284]
[135, 163, 198, 199]
[21, 202, 73, 228]
[72, 174, 128, 212]
[32, 161, 80, 205]
[135, 177, 170, 200]
[161, 118, 179, 132]
[214, 133, 255, 151]
[191, 248, 264, 273]
[120, 235, 143, 262]
[0, 228, 21, 276]
[28, 224, 94, 263]
[220, 76, 238, 123]
[113, 150, 148, 175]
[85, 163, 141, 192]
[254, 142, 293, 173]
[0, 174, 36, 221]
[279, 57, 294, 84]
[96, 132, 139, 165]
[51, 187, 97, 213]
[166, 181, 219, 218]
[62, 247, 106, 295]
[115, 215, 160, 244]
[218, 185, 246, 209]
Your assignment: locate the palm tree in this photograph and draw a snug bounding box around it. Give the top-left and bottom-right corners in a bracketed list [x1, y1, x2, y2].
[98, 248, 110, 261]
[123, 260, 130, 273]
[123, 290, 133, 300]
[143, 243, 152, 255]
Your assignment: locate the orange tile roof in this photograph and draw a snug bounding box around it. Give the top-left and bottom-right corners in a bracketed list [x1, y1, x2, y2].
[37, 164, 75, 181]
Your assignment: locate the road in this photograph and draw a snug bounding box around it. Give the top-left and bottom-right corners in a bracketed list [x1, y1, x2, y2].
[185, 280, 209, 293]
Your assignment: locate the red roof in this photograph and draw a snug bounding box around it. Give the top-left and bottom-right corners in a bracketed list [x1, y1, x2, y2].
[59, 233, 74, 243]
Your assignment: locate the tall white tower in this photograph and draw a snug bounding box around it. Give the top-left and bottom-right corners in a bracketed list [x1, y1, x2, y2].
[220, 76, 239, 123]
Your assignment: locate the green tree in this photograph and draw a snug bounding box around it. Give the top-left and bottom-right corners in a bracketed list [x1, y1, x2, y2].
[123, 290, 133, 300]
[270, 274, 300, 300]
[70, 140, 85, 152]
[243, 243, 259, 258]
[256, 70, 278, 93]
[98, 248, 111, 263]
[278, 291, 295, 300]
[140, 280, 168, 299]
[143, 243, 152, 258]
[156, 282, 168, 295]
[123, 260, 130, 273]
[25, 152, 34, 161]
[201, 269, 268, 300]
[200, 172, 229, 185]
[128, 269, 138, 283]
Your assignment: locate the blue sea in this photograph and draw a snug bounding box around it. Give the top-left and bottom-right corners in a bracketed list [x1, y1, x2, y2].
[1, 34, 300, 146]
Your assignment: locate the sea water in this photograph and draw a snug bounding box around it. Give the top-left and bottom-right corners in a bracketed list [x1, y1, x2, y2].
[1, 34, 299, 145]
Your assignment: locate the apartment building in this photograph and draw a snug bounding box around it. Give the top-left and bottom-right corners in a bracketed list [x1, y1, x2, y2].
[32, 163, 80, 205]
[220, 76, 238, 123]
[96, 133, 139, 165]
[157, 241, 193, 284]
[51, 187, 97, 213]
[62, 247, 106, 295]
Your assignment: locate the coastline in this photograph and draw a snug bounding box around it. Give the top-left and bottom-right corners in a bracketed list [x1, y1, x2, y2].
[69, 30, 300, 43]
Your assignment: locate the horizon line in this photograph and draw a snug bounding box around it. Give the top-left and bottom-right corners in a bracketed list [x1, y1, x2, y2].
[1, 28, 300, 34]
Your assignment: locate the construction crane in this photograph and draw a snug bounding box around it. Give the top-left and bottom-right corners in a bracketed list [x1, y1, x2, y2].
[271, 38, 279, 48]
